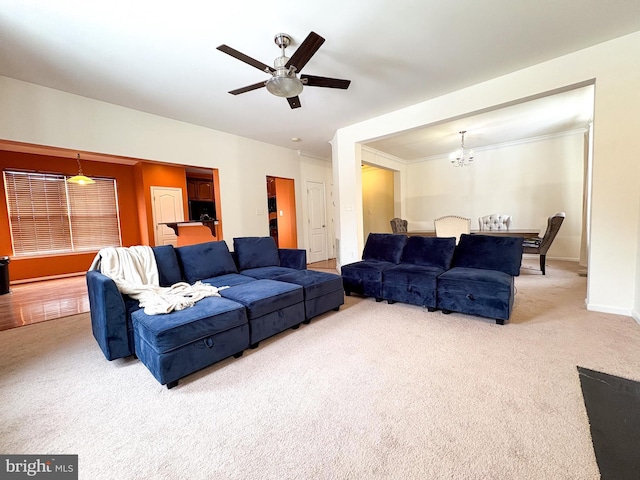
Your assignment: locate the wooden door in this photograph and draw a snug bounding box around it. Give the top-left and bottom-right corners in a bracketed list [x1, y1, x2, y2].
[151, 186, 184, 246]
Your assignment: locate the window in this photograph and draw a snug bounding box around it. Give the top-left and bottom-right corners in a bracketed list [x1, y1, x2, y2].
[3, 170, 122, 256]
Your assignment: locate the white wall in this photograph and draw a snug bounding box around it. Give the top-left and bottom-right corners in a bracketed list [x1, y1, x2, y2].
[333, 31, 640, 316]
[400, 131, 584, 260]
[0, 75, 308, 252]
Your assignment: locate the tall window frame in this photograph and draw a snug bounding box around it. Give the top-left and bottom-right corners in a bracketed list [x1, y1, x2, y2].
[3, 170, 122, 257]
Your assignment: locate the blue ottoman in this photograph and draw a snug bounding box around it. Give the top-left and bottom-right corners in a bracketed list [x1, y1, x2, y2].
[275, 270, 344, 322]
[219, 279, 304, 348]
[132, 296, 249, 388]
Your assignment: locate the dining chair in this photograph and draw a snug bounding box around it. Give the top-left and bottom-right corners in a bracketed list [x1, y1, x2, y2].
[390, 217, 408, 234]
[478, 214, 512, 231]
[434, 215, 470, 244]
[522, 212, 565, 275]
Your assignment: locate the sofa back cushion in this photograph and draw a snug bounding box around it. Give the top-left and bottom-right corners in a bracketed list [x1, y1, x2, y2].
[400, 236, 456, 269]
[234, 237, 280, 270]
[152, 245, 182, 286]
[362, 233, 407, 264]
[175, 241, 238, 284]
[453, 234, 523, 276]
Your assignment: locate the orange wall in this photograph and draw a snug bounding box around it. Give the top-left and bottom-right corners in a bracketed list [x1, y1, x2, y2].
[0, 151, 226, 282]
[136, 162, 189, 246]
[176, 225, 217, 246]
[274, 177, 297, 248]
[0, 151, 143, 281]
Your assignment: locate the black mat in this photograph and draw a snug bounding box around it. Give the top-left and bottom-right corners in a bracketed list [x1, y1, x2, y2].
[577, 366, 640, 480]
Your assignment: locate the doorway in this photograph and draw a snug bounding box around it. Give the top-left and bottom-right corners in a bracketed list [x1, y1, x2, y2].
[361, 165, 395, 238]
[266, 176, 298, 248]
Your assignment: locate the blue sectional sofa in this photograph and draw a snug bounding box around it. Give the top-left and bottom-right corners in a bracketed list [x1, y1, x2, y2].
[87, 237, 343, 388]
[341, 232, 523, 324]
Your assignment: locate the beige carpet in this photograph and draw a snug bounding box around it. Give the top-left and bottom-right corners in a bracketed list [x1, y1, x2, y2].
[1, 259, 640, 479]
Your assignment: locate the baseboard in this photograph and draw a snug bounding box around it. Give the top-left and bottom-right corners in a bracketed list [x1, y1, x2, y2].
[586, 302, 633, 317]
[10, 271, 85, 285]
[632, 309, 640, 326]
[522, 254, 579, 262]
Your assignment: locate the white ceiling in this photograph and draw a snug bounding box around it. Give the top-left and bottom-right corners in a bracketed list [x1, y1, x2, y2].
[1, 1, 639, 160]
[366, 84, 595, 160]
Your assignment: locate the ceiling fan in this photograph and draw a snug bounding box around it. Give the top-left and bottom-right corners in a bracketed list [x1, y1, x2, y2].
[217, 32, 351, 109]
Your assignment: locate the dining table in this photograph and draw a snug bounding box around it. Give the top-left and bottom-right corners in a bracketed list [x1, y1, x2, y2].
[406, 229, 540, 238]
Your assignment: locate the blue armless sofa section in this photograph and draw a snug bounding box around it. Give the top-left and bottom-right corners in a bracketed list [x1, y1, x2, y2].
[86, 237, 343, 389]
[341, 232, 523, 324]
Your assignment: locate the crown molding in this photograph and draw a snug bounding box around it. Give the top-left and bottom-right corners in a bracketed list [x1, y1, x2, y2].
[371, 127, 589, 165]
[297, 150, 331, 162]
[360, 145, 405, 164]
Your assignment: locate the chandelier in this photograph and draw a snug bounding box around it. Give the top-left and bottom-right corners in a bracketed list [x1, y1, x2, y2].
[450, 130, 474, 167]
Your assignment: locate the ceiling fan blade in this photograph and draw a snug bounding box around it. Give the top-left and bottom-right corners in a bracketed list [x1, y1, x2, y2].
[285, 32, 325, 72]
[229, 81, 266, 95]
[217, 45, 275, 74]
[301, 74, 351, 89]
[287, 96, 302, 109]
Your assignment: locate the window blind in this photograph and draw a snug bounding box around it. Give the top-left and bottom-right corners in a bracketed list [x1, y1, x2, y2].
[3, 170, 122, 256]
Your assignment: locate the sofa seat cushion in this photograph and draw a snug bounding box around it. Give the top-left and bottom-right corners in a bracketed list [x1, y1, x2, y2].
[240, 266, 300, 280]
[383, 264, 444, 287]
[341, 260, 396, 282]
[219, 279, 303, 320]
[175, 241, 238, 284]
[437, 267, 512, 294]
[132, 296, 248, 354]
[234, 236, 280, 270]
[201, 273, 256, 288]
[274, 270, 343, 300]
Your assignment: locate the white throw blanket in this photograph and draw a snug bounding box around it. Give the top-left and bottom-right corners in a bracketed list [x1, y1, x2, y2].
[90, 246, 226, 315]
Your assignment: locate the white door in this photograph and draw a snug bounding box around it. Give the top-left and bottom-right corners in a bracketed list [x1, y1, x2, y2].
[307, 181, 327, 263]
[151, 186, 184, 246]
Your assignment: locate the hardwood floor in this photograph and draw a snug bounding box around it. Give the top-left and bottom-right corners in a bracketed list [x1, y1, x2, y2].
[0, 259, 339, 332]
[0, 275, 90, 331]
[307, 258, 338, 273]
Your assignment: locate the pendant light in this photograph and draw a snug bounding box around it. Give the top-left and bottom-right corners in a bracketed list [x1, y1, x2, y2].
[67, 154, 95, 185]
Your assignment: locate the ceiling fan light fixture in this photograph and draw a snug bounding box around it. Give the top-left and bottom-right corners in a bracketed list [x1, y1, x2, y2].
[218, 31, 350, 108]
[265, 75, 304, 98]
